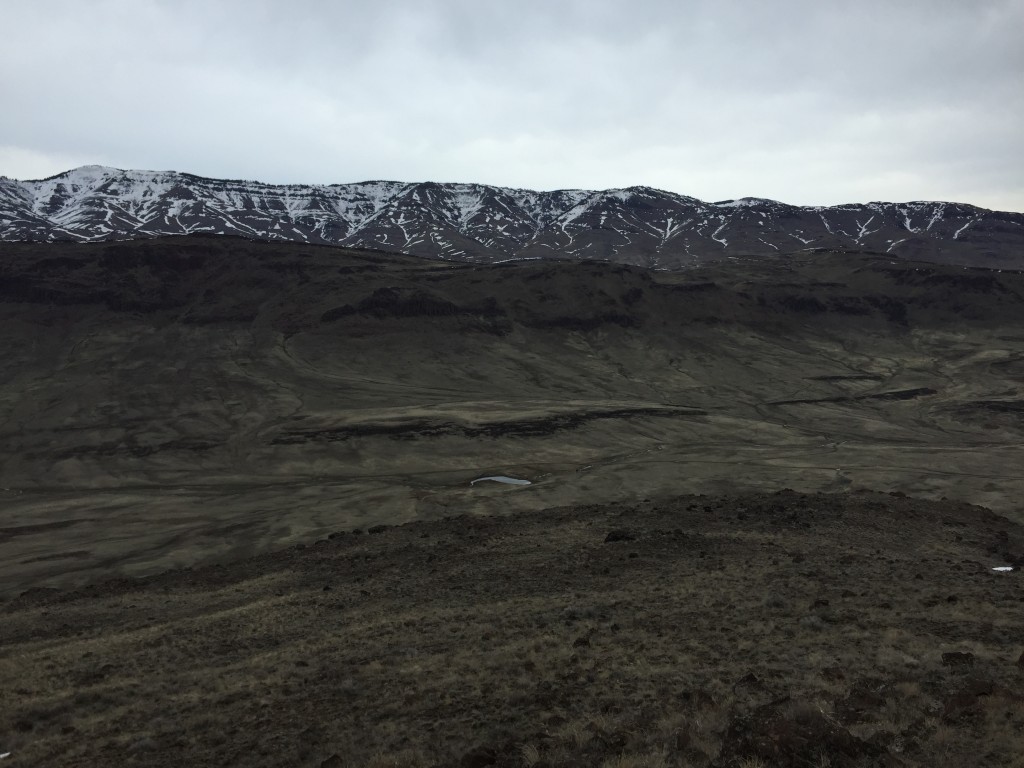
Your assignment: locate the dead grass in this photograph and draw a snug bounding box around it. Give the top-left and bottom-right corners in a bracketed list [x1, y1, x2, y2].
[1, 490, 1023, 766]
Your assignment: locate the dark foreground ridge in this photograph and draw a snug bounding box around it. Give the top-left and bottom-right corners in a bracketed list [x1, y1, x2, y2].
[2, 491, 1022, 767]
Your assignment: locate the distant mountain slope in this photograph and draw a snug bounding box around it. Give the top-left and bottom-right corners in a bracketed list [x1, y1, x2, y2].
[2, 165, 1023, 268]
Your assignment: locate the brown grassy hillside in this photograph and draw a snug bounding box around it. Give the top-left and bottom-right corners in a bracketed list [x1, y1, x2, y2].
[1, 237, 1023, 596]
[1, 491, 1022, 766]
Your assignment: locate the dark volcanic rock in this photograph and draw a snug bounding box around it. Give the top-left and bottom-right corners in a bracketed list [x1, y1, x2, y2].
[941, 692, 986, 724]
[604, 529, 637, 543]
[835, 681, 888, 725]
[715, 699, 893, 767]
[941, 651, 976, 667]
[459, 746, 498, 767]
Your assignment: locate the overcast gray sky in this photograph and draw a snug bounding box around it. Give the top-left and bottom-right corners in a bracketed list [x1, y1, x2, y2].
[2, 0, 1022, 210]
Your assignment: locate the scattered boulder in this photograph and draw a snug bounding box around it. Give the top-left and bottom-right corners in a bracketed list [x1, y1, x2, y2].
[715, 699, 893, 767]
[733, 672, 771, 695]
[561, 604, 597, 621]
[128, 738, 158, 753]
[821, 665, 847, 682]
[868, 730, 897, 749]
[942, 651, 975, 668]
[942, 677, 1023, 725]
[960, 676, 995, 697]
[604, 529, 636, 543]
[732, 672, 777, 706]
[459, 746, 498, 767]
[941, 693, 985, 724]
[299, 725, 327, 745]
[679, 688, 718, 710]
[835, 681, 887, 725]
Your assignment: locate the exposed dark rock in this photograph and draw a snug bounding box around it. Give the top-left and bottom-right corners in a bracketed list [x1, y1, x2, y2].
[941, 692, 985, 724]
[821, 665, 847, 682]
[770, 387, 937, 406]
[715, 699, 893, 767]
[459, 745, 498, 767]
[835, 681, 887, 725]
[271, 407, 702, 445]
[603, 529, 636, 543]
[942, 652, 975, 667]
[960, 676, 995, 697]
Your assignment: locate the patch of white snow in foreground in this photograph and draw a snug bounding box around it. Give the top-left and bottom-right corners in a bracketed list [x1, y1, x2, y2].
[470, 475, 531, 486]
[0, 752, 10, 760]
[992, 566, 1015, 572]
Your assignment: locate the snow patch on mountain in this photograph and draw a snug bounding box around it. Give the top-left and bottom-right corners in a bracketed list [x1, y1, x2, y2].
[1, 167, 1021, 269]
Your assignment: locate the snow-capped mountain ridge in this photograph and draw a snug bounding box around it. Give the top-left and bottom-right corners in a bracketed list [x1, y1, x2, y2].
[2, 166, 1022, 269]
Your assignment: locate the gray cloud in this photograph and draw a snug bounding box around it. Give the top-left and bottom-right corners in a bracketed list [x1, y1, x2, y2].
[2, 0, 1022, 210]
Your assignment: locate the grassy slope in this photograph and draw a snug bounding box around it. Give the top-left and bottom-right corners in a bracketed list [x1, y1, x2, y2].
[1, 239, 1023, 595]
[1, 491, 1022, 766]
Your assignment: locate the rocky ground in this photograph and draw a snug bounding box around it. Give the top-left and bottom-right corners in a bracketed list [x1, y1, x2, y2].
[2, 490, 1022, 767]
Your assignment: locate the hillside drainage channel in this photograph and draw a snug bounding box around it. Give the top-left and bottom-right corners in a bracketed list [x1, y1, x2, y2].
[470, 475, 532, 487]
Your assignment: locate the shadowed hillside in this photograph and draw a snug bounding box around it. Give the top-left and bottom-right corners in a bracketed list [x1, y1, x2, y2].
[1, 236, 1023, 596]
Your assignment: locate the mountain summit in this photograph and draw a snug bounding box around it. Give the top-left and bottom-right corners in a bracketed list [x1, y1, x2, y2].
[2, 166, 1022, 268]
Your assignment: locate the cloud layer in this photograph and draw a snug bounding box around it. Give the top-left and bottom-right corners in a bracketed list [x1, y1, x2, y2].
[3, 0, 1022, 210]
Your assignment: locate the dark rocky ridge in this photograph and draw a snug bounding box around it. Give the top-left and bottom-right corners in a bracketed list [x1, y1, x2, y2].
[3, 166, 1023, 268]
